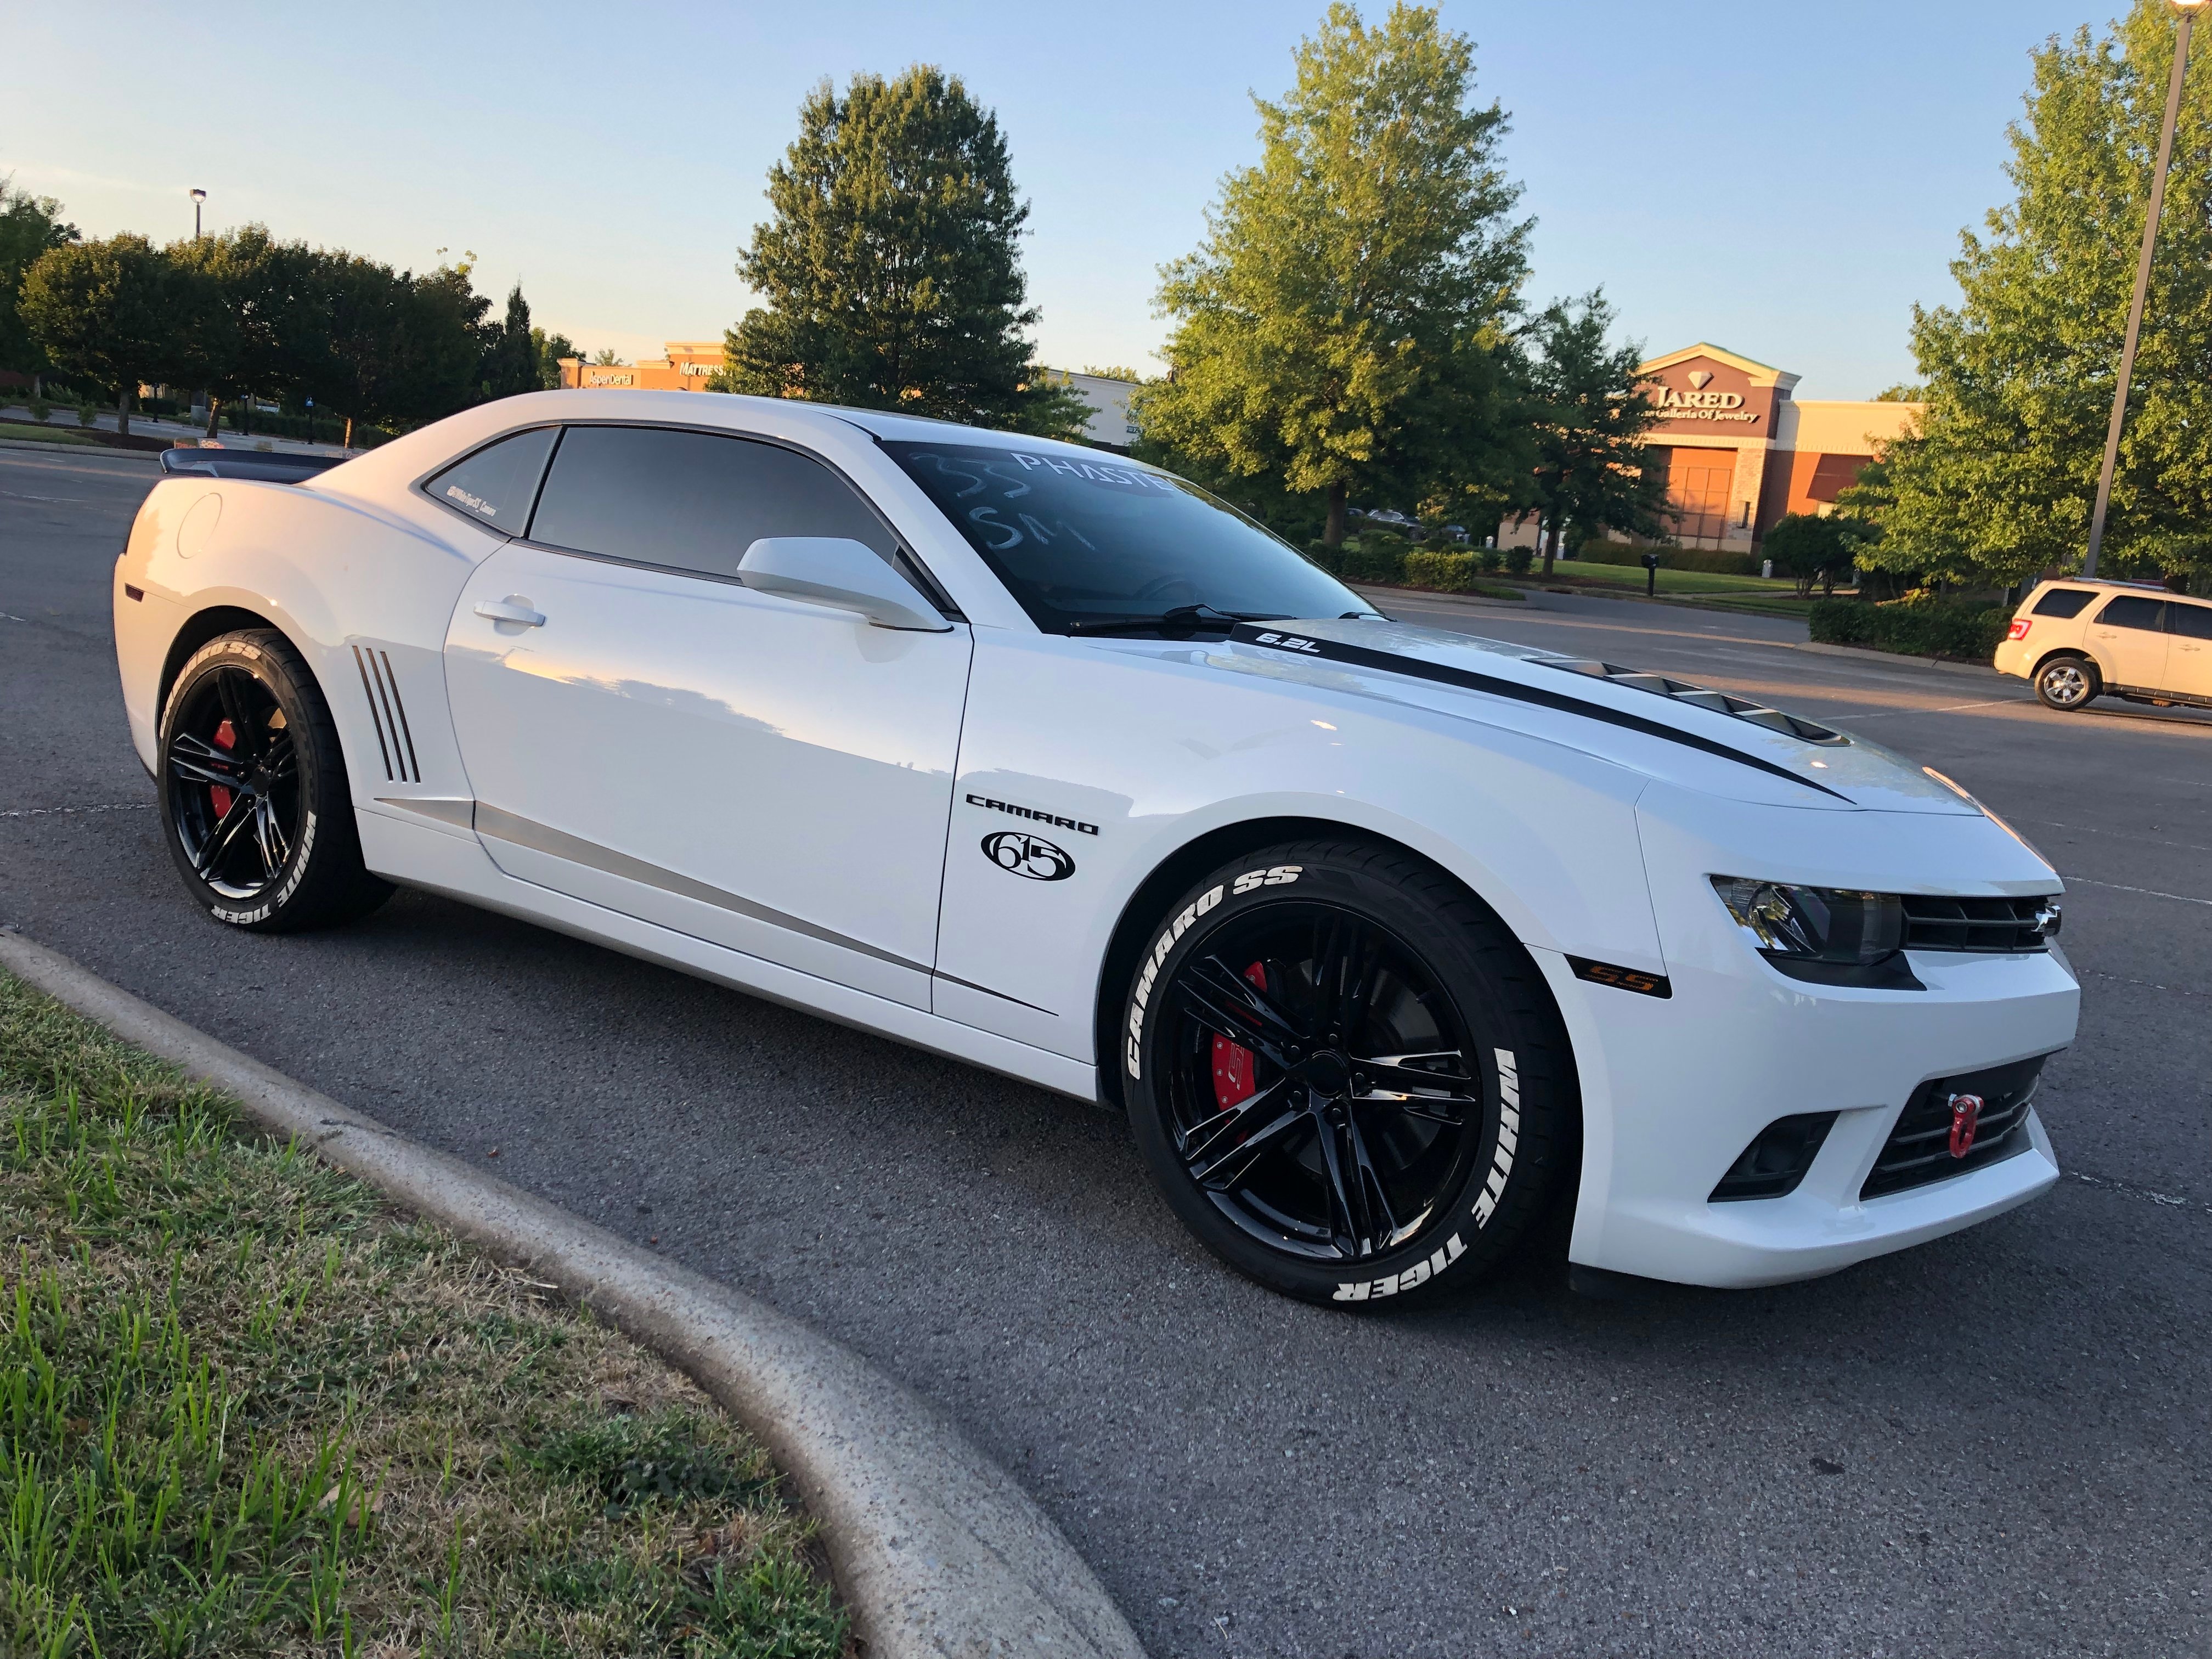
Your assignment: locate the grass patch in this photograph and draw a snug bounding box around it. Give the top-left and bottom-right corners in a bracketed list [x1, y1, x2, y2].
[0, 423, 103, 447]
[0, 970, 846, 1658]
[1539, 558, 1804, 599]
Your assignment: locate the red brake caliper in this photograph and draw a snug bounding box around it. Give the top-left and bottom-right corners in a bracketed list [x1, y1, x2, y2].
[208, 719, 236, 818]
[1211, 962, 1269, 1111]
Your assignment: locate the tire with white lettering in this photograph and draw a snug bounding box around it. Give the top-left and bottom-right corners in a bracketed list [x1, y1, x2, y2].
[158, 630, 393, 932]
[1121, 839, 1572, 1306]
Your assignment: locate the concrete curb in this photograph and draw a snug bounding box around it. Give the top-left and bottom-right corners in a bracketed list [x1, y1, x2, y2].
[0, 930, 1147, 1659]
[1792, 640, 1999, 678]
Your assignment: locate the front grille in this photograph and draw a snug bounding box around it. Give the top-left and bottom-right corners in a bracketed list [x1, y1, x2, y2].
[1901, 894, 2052, 953]
[1861, 1056, 2045, 1199]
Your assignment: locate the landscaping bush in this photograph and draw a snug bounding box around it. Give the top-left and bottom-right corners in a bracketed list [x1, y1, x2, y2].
[1477, 546, 1503, 573]
[75, 399, 97, 427]
[27, 397, 50, 422]
[1809, 594, 2010, 660]
[1403, 549, 1477, 592]
[1505, 546, 1534, 575]
[1338, 532, 1410, 583]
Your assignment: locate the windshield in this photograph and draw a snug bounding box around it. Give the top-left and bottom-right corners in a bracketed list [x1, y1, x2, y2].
[881, 440, 1368, 632]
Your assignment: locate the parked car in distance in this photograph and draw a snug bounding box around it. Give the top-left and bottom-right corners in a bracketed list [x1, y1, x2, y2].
[1995, 578, 2212, 712]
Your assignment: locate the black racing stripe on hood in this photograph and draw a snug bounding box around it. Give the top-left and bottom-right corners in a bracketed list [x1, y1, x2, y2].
[1229, 624, 1852, 803]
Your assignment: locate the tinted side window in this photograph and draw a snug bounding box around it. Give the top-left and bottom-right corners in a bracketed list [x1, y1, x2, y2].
[527, 425, 895, 580]
[424, 427, 557, 531]
[2030, 587, 2096, 619]
[2095, 596, 2167, 632]
[2170, 600, 2212, 640]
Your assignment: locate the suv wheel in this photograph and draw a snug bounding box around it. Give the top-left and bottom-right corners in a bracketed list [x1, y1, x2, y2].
[159, 630, 393, 931]
[1120, 839, 1575, 1307]
[2034, 653, 2099, 712]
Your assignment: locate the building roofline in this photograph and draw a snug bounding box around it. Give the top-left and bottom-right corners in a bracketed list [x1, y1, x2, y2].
[1640, 341, 1801, 391]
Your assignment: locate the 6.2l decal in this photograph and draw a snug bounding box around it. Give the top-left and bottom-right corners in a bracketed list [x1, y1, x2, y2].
[981, 831, 1075, 882]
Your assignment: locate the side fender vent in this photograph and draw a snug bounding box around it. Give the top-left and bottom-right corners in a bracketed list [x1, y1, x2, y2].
[351, 644, 421, 783]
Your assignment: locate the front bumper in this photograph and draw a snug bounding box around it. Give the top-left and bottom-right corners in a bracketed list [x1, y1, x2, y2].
[1554, 786, 2079, 1289]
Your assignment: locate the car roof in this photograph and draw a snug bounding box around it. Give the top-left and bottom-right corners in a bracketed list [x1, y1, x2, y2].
[2035, 577, 2177, 594]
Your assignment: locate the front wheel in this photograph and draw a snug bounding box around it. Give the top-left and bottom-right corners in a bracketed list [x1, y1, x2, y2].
[158, 630, 393, 931]
[1120, 840, 1575, 1306]
[2034, 653, 2099, 712]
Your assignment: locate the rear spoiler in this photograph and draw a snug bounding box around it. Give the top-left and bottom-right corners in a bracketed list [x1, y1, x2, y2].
[160, 446, 346, 483]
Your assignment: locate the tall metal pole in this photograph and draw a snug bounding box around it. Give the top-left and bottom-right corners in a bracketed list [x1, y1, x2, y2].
[2085, 9, 2198, 578]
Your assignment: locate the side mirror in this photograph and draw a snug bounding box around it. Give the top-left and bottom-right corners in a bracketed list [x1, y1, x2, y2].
[736, 537, 951, 632]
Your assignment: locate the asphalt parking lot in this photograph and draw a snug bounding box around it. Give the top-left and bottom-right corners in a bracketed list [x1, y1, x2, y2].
[4, 443, 2208, 1659]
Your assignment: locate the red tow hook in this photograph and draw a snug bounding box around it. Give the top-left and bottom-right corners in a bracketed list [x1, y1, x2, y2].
[1948, 1093, 1984, 1158]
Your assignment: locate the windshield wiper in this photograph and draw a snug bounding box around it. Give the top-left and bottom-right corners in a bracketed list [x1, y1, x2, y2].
[1064, 604, 1288, 637]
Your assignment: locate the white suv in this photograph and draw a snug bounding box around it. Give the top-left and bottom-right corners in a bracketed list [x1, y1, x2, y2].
[1994, 578, 2212, 712]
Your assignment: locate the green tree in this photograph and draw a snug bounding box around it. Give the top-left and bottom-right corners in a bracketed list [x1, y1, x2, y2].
[717, 65, 1082, 436]
[0, 178, 80, 391]
[1762, 511, 1875, 598]
[20, 235, 229, 437]
[297, 253, 486, 445]
[1871, 1, 2212, 589]
[531, 326, 578, 389]
[170, 226, 330, 436]
[478, 283, 541, 402]
[1137, 3, 1528, 546]
[1516, 290, 1669, 575]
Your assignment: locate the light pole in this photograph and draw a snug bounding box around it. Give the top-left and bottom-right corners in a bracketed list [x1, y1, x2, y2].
[189, 188, 206, 239]
[2084, 0, 2208, 579]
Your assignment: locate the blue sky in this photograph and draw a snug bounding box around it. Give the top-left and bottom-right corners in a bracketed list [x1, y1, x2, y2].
[6, 1, 2123, 397]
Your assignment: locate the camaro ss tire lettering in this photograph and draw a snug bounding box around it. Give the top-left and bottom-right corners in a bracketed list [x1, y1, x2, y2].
[1126, 883, 1227, 1078]
[980, 831, 1075, 882]
[1231, 864, 1302, 894]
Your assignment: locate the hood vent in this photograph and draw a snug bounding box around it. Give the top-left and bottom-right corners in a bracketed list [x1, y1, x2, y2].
[1545, 659, 1849, 747]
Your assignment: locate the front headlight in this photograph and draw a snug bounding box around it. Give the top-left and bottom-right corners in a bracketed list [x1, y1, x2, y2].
[1711, 877, 1916, 988]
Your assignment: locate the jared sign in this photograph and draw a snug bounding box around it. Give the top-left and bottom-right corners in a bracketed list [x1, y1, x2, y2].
[1654, 366, 1763, 426]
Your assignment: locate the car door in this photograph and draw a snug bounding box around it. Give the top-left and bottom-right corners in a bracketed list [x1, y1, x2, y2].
[2084, 595, 2169, 691]
[442, 423, 972, 1011]
[2166, 598, 2212, 699]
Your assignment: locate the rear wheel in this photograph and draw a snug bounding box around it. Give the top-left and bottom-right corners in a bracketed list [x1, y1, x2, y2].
[1121, 839, 1575, 1306]
[2034, 653, 2098, 711]
[158, 630, 392, 931]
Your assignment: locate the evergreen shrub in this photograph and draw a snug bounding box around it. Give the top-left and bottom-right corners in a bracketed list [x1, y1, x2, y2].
[1809, 595, 2009, 660]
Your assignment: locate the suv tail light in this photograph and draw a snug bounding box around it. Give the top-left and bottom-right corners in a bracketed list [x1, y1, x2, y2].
[2007, 618, 2032, 640]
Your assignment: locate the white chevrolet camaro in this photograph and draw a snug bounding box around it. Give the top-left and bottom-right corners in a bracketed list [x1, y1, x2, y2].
[113, 391, 2079, 1305]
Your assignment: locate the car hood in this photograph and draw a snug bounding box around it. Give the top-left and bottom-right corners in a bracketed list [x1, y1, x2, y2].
[1201, 618, 1978, 815]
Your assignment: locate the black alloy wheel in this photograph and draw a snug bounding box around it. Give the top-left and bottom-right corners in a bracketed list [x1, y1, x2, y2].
[166, 663, 301, 900]
[159, 630, 392, 931]
[1123, 840, 1572, 1306]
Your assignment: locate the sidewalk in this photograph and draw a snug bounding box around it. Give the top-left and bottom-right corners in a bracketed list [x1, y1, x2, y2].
[0, 401, 357, 459]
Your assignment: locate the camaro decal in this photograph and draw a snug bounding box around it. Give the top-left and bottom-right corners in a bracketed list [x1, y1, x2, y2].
[1228, 624, 1850, 802]
[981, 830, 1075, 882]
[966, 793, 1099, 836]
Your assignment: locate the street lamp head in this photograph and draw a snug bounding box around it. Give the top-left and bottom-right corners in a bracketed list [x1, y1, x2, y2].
[189, 188, 206, 201]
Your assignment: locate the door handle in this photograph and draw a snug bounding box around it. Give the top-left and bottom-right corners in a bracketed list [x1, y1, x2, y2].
[475, 597, 545, 627]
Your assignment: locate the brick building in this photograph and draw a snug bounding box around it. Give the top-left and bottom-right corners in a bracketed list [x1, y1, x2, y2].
[1503, 342, 1922, 554]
